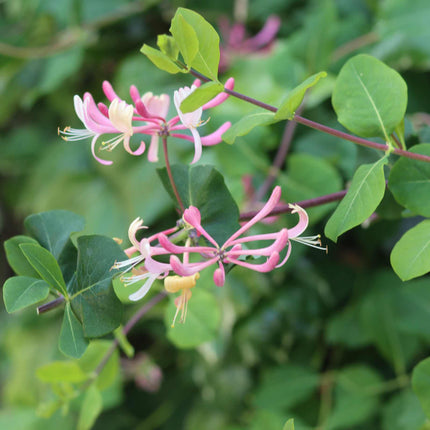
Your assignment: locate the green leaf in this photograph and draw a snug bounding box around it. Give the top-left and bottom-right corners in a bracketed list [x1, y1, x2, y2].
[20, 243, 67, 296]
[394, 119, 406, 149]
[253, 364, 319, 411]
[166, 287, 221, 348]
[157, 164, 240, 244]
[170, 12, 199, 66]
[77, 385, 102, 430]
[140, 44, 184, 74]
[325, 156, 388, 242]
[174, 8, 220, 80]
[180, 81, 223, 113]
[222, 112, 276, 144]
[3, 276, 50, 313]
[59, 302, 89, 358]
[332, 54, 407, 141]
[157, 34, 179, 59]
[275, 71, 327, 120]
[24, 210, 85, 259]
[68, 236, 125, 338]
[326, 365, 382, 429]
[391, 220, 430, 281]
[389, 144, 430, 217]
[4, 235, 40, 278]
[283, 419, 294, 430]
[36, 361, 87, 383]
[78, 341, 119, 390]
[412, 357, 430, 418]
[280, 154, 342, 223]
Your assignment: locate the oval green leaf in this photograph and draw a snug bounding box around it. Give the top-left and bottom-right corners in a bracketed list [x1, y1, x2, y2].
[36, 361, 87, 383]
[68, 235, 125, 338]
[391, 220, 430, 281]
[4, 235, 40, 278]
[332, 54, 407, 141]
[325, 156, 388, 242]
[222, 112, 276, 144]
[275, 71, 327, 120]
[157, 164, 240, 244]
[174, 8, 220, 80]
[166, 287, 221, 348]
[412, 357, 430, 419]
[59, 302, 88, 358]
[24, 209, 85, 259]
[20, 243, 67, 296]
[3, 276, 50, 313]
[180, 81, 223, 113]
[77, 385, 102, 430]
[170, 12, 198, 66]
[141, 44, 184, 74]
[389, 144, 430, 216]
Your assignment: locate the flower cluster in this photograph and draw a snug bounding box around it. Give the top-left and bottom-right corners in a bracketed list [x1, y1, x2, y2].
[113, 186, 325, 326]
[59, 78, 234, 165]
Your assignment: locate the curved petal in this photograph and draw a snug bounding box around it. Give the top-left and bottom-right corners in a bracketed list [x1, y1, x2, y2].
[287, 204, 309, 238]
[213, 262, 225, 287]
[123, 135, 146, 156]
[91, 135, 113, 166]
[170, 255, 217, 276]
[102, 80, 120, 102]
[276, 241, 292, 268]
[190, 127, 202, 164]
[223, 186, 281, 247]
[128, 273, 158, 301]
[201, 122, 231, 146]
[226, 252, 279, 272]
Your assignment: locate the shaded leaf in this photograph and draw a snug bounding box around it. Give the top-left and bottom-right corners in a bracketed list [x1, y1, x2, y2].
[253, 364, 319, 411]
[412, 357, 430, 419]
[389, 144, 430, 217]
[68, 236, 125, 338]
[24, 210, 85, 259]
[3, 276, 50, 313]
[4, 235, 40, 278]
[20, 243, 67, 296]
[157, 164, 240, 244]
[157, 34, 179, 59]
[59, 302, 89, 359]
[325, 156, 388, 242]
[283, 419, 295, 430]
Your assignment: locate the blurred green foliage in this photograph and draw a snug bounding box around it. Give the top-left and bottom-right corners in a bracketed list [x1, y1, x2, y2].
[2, 0, 430, 429]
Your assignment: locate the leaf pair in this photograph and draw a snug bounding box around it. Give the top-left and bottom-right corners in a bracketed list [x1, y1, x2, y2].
[3, 210, 126, 358]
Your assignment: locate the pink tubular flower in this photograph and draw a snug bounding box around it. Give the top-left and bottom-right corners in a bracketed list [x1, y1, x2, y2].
[219, 15, 281, 72]
[112, 218, 178, 302]
[158, 186, 322, 287]
[59, 78, 234, 165]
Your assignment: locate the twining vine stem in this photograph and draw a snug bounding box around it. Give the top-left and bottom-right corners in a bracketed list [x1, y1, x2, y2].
[92, 291, 167, 380]
[162, 136, 185, 213]
[188, 69, 430, 164]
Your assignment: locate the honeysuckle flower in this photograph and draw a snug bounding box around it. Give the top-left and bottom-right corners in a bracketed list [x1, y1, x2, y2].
[174, 85, 203, 164]
[158, 186, 293, 286]
[60, 79, 234, 165]
[112, 218, 178, 301]
[219, 15, 281, 72]
[164, 273, 200, 327]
